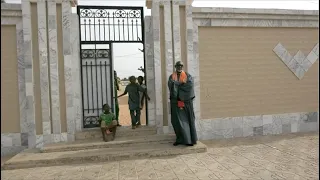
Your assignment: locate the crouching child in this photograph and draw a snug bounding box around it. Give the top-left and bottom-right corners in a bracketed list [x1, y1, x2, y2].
[99, 104, 117, 142]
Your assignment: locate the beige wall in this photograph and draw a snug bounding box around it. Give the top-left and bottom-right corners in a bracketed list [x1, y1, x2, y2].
[1, 25, 21, 133]
[199, 27, 319, 119]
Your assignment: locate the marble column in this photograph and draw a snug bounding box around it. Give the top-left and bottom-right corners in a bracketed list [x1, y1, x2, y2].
[172, 0, 182, 64]
[21, 0, 36, 148]
[145, 16, 156, 126]
[47, 0, 61, 135]
[62, 0, 75, 141]
[70, 14, 83, 132]
[187, 3, 201, 133]
[152, 0, 164, 134]
[163, 1, 174, 133]
[37, 1, 51, 146]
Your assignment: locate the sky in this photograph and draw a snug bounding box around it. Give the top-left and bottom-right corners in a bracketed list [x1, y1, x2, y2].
[5, 0, 319, 79]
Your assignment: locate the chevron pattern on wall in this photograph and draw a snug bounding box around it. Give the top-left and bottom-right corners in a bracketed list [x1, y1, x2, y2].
[273, 42, 319, 79]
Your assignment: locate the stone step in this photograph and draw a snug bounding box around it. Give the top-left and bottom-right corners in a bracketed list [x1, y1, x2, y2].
[42, 134, 176, 153]
[2, 142, 207, 170]
[75, 126, 157, 140]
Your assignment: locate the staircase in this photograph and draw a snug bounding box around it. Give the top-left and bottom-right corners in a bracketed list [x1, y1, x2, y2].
[2, 126, 207, 170]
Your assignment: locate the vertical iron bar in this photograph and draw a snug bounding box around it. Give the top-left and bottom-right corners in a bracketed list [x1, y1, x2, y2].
[90, 61, 94, 113]
[84, 19, 87, 41]
[118, 19, 120, 41]
[89, 19, 91, 41]
[95, 48, 99, 117]
[122, 19, 125, 41]
[127, 12, 129, 41]
[131, 19, 134, 41]
[86, 61, 89, 113]
[100, 61, 103, 108]
[103, 19, 106, 41]
[107, 13, 110, 41]
[140, 7, 148, 125]
[109, 44, 114, 113]
[113, 12, 115, 41]
[98, 19, 101, 41]
[104, 61, 108, 106]
[136, 19, 138, 41]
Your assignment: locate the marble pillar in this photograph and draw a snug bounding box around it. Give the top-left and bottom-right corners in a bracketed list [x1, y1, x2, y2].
[172, 0, 182, 64]
[145, 16, 156, 126]
[62, 0, 75, 141]
[21, 0, 36, 148]
[37, 0, 51, 140]
[70, 14, 83, 132]
[163, 1, 174, 133]
[186, 2, 201, 134]
[48, 0, 61, 134]
[152, 0, 164, 134]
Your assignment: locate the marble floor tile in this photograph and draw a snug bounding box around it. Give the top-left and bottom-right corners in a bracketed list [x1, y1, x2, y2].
[2, 133, 318, 180]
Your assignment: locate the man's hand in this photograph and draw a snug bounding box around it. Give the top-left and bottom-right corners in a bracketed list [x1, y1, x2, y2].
[147, 97, 150, 101]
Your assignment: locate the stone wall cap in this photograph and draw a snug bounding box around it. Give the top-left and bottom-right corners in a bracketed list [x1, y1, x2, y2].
[193, 7, 319, 16]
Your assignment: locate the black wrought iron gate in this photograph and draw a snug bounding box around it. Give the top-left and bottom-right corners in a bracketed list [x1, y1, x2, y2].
[77, 6, 145, 128]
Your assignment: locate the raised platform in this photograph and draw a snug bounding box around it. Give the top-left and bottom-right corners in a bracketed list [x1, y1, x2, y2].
[2, 127, 207, 170]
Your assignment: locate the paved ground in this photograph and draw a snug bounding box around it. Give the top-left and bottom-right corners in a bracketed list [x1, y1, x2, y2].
[2, 132, 318, 180]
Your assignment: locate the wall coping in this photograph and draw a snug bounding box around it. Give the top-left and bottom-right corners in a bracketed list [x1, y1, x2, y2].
[1, 3, 21, 11]
[193, 7, 319, 16]
[1, 3, 22, 20]
[192, 7, 319, 26]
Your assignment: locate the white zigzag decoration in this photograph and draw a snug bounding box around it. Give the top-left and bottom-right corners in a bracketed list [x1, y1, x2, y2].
[273, 42, 319, 79]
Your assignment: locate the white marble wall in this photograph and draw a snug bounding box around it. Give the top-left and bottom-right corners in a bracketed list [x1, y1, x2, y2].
[48, 0, 61, 135]
[145, 16, 156, 126]
[197, 112, 319, 140]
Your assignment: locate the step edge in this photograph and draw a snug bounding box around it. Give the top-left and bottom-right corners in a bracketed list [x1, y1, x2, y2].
[42, 139, 176, 152]
[44, 135, 176, 149]
[3, 147, 207, 170]
[5, 143, 207, 165]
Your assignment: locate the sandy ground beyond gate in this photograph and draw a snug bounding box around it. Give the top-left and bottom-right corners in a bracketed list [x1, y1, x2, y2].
[2, 132, 318, 180]
[117, 86, 146, 126]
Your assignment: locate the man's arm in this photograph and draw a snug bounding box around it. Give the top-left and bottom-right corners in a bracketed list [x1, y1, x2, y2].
[179, 73, 193, 92]
[138, 85, 150, 101]
[117, 86, 128, 98]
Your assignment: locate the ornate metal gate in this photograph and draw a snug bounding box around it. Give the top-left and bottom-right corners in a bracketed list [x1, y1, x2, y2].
[77, 6, 145, 128]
